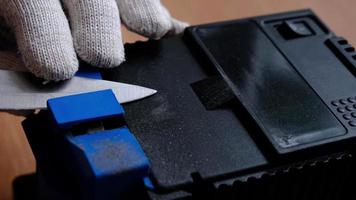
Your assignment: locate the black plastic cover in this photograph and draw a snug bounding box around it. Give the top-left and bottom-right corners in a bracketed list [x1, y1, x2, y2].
[102, 9, 356, 195]
[189, 19, 346, 153]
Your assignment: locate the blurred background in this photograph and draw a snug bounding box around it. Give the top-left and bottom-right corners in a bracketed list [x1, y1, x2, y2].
[1, 0, 355, 199]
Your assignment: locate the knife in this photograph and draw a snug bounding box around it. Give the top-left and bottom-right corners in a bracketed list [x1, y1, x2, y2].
[0, 69, 157, 110]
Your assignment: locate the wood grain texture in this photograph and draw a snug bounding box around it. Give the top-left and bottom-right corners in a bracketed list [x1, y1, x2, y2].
[1, 0, 355, 199]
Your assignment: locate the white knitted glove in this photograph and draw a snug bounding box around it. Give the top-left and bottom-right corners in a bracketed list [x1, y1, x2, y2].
[0, 0, 188, 80]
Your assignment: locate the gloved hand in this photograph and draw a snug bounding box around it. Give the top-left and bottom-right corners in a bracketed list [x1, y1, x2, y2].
[0, 0, 188, 81]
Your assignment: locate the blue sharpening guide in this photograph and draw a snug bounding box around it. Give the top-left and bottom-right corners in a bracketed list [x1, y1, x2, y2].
[75, 65, 103, 79]
[47, 89, 124, 128]
[22, 68, 151, 199]
[68, 128, 150, 179]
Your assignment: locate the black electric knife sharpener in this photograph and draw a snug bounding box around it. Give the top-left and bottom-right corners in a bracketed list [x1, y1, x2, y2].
[102, 9, 356, 199]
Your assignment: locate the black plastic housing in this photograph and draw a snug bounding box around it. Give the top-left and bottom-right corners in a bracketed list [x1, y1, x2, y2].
[101, 9, 356, 199]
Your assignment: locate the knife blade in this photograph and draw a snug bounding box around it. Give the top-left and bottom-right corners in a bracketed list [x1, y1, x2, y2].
[0, 69, 157, 110]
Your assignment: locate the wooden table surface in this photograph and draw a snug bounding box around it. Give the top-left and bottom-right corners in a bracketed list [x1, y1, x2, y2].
[1, 0, 356, 199]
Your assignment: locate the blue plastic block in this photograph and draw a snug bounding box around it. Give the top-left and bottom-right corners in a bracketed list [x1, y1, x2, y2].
[75, 66, 102, 79]
[68, 127, 150, 199]
[47, 89, 124, 129]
